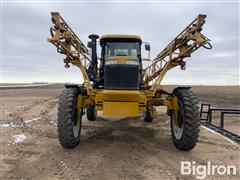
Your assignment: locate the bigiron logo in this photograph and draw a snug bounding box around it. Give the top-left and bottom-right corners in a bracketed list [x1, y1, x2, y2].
[181, 161, 237, 179]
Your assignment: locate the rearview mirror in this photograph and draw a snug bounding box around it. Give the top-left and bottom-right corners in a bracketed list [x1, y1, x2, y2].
[145, 43, 150, 51]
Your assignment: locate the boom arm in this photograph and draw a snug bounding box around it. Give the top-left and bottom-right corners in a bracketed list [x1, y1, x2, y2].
[142, 14, 212, 94]
[47, 12, 93, 91]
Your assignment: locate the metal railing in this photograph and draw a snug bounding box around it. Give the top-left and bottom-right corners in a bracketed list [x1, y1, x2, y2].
[200, 103, 240, 143]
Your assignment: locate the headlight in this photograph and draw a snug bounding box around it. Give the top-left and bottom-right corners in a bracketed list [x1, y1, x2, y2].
[126, 60, 139, 65]
[105, 60, 118, 65]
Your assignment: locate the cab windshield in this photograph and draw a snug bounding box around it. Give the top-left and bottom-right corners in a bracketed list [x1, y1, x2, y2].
[104, 42, 140, 58]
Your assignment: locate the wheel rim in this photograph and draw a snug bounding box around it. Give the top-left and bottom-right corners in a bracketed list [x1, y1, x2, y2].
[172, 101, 184, 140]
[72, 101, 82, 138]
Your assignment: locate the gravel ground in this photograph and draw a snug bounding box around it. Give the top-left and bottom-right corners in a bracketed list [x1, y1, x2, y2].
[0, 85, 239, 180]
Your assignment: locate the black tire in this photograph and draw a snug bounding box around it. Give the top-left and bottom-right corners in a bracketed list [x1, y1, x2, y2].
[170, 89, 200, 151]
[86, 106, 97, 121]
[144, 109, 153, 123]
[57, 88, 82, 148]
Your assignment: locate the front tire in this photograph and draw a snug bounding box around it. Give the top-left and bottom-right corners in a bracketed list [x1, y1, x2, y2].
[57, 88, 82, 148]
[170, 89, 200, 151]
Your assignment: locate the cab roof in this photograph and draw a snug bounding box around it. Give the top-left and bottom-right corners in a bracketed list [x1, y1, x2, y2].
[100, 34, 142, 41]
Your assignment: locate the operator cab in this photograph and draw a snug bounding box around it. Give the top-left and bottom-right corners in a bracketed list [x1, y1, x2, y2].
[100, 35, 142, 90]
[88, 34, 149, 90]
[101, 34, 141, 59]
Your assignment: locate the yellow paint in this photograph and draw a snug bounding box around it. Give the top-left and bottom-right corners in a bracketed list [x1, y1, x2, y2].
[106, 56, 138, 64]
[77, 95, 84, 109]
[103, 101, 139, 116]
[163, 96, 179, 123]
[100, 34, 141, 40]
[103, 90, 140, 102]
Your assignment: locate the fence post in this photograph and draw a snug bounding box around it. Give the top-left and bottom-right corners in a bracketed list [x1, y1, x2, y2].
[209, 109, 212, 123]
[220, 112, 224, 129]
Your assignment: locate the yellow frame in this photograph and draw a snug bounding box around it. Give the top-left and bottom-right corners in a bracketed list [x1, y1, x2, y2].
[48, 12, 211, 117]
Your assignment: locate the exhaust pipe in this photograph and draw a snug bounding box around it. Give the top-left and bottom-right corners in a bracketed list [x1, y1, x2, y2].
[88, 34, 99, 80]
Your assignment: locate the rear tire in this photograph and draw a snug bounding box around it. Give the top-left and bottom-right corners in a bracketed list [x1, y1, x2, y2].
[86, 106, 97, 121]
[170, 89, 200, 151]
[57, 88, 82, 148]
[144, 110, 153, 123]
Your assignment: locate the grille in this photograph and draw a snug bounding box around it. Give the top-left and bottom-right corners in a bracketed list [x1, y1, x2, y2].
[104, 64, 139, 90]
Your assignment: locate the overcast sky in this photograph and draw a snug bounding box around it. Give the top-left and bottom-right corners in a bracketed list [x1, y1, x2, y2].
[1, 1, 239, 85]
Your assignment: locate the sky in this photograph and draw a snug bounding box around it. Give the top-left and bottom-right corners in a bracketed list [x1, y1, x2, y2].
[1, 0, 239, 85]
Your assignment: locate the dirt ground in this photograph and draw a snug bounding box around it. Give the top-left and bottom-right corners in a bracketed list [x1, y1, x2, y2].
[0, 85, 239, 180]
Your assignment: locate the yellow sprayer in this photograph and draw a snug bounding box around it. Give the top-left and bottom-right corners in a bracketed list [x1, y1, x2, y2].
[48, 12, 212, 150]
